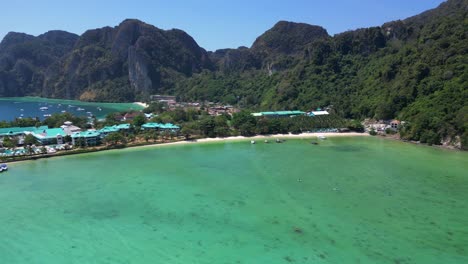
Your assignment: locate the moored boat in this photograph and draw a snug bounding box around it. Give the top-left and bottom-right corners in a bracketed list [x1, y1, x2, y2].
[0, 163, 8, 172]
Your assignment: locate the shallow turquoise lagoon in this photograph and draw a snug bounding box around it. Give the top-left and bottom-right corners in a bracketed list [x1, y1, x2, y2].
[0, 137, 467, 263]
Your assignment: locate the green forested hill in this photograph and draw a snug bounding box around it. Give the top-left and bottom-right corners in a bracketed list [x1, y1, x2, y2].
[0, 0, 466, 147]
[176, 0, 467, 147]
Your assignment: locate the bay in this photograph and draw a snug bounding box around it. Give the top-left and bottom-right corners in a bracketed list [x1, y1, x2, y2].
[0, 97, 143, 121]
[0, 137, 467, 263]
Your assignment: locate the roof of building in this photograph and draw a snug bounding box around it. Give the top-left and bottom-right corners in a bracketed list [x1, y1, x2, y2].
[32, 128, 66, 139]
[0, 126, 48, 136]
[251, 110, 305, 117]
[99, 124, 131, 133]
[311, 111, 329, 116]
[142, 122, 180, 129]
[71, 131, 101, 138]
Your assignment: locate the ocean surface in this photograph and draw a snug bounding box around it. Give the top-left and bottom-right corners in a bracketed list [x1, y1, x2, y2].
[0, 97, 143, 121]
[0, 137, 467, 263]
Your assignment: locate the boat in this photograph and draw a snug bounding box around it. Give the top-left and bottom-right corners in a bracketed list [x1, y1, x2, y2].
[43, 114, 52, 117]
[264, 140, 269, 143]
[77, 107, 85, 111]
[317, 135, 327, 140]
[251, 140, 256, 144]
[276, 138, 283, 143]
[20, 108, 24, 111]
[0, 164, 8, 172]
[61, 110, 66, 113]
[97, 107, 102, 111]
[311, 142, 319, 145]
[39, 107, 48, 111]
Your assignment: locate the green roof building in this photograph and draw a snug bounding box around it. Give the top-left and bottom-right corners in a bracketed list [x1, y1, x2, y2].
[142, 123, 180, 131]
[32, 128, 67, 145]
[0, 126, 48, 137]
[71, 131, 101, 146]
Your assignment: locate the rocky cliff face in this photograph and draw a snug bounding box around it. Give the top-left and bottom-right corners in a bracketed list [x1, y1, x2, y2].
[251, 21, 329, 55]
[0, 19, 212, 101]
[0, 31, 78, 97]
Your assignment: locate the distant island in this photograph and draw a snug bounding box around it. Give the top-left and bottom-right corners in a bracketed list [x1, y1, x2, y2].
[0, 0, 466, 149]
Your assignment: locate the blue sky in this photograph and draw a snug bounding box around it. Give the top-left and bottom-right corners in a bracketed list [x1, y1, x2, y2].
[1, 0, 445, 51]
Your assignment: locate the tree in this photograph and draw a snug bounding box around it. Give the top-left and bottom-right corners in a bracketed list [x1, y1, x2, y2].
[24, 134, 37, 146]
[133, 114, 146, 128]
[232, 110, 256, 129]
[105, 132, 125, 146]
[2, 137, 17, 148]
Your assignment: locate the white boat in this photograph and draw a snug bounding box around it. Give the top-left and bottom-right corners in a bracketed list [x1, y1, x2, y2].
[39, 107, 48, 111]
[0, 164, 8, 172]
[61, 110, 66, 113]
[251, 140, 256, 144]
[97, 107, 102, 111]
[317, 135, 327, 140]
[77, 107, 85, 111]
[43, 114, 52, 117]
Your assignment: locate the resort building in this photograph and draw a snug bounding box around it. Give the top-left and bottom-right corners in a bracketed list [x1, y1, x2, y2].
[31, 128, 67, 145]
[251, 111, 306, 118]
[60, 121, 82, 135]
[71, 131, 101, 146]
[0, 125, 49, 146]
[98, 124, 131, 138]
[0, 126, 48, 138]
[141, 122, 180, 132]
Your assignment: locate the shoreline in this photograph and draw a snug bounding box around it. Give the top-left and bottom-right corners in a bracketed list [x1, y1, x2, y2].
[2, 132, 367, 165]
[125, 132, 370, 149]
[133, 102, 149, 108]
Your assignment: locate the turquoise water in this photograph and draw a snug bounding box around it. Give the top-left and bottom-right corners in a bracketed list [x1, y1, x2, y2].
[0, 137, 467, 263]
[0, 97, 143, 121]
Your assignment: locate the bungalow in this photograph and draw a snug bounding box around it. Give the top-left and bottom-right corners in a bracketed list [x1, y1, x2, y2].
[31, 128, 66, 145]
[71, 131, 101, 146]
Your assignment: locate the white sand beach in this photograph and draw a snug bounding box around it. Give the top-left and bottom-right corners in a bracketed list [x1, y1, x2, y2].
[134, 102, 149, 108]
[134, 132, 369, 149]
